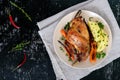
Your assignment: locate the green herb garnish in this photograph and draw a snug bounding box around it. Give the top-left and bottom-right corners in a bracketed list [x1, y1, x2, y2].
[68, 57, 72, 61]
[11, 41, 30, 52]
[96, 52, 101, 59]
[60, 47, 64, 52]
[101, 52, 106, 58]
[106, 45, 108, 46]
[66, 53, 68, 56]
[61, 36, 65, 40]
[64, 22, 70, 31]
[10, 1, 32, 21]
[96, 51, 106, 59]
[98, 22, 104, 29]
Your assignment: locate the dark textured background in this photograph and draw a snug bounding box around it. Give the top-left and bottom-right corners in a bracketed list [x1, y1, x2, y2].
[0, 0, 120, 80]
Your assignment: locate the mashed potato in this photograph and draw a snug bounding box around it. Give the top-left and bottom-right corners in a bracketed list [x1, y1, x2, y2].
[88, 21, 108, 52]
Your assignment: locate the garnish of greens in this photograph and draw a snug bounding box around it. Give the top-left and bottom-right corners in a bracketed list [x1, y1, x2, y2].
[10, 1, 32, 21]
[64, 22, 70, 31]
[96, 51, 106, 59]
[59, 47, 64, 52]
[60, 36, 65, 40]
[60, 22, 70, 41]
[98, 22, 104, 29]
[60, 22, 70, 50]
[11, 41, 30, 52]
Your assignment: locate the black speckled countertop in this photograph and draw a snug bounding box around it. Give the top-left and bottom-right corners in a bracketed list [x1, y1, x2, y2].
[0, 0, 120, 80]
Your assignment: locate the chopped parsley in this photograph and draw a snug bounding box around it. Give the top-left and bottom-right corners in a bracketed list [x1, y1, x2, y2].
[68, 57, 72, 61]
[98, 22, 104, 29]
[66, 53, 68, 56]
[101, 52, 106, 58]
[64, 22, 70, 31]
[61, 36, 65, 40]
[60, 47, 64, 52]
[96, 52, 101, 59]
[96, 51, 106, 59]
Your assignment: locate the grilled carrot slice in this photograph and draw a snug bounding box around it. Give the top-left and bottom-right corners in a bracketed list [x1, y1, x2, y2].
[60, 29, 67, 38]
[58, 40, 75, 61]
[70, 55, 75, 61]
[89, 41, 97, 63]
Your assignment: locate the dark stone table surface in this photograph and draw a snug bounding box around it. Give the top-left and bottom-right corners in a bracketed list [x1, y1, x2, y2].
[0, 0, 120, 80]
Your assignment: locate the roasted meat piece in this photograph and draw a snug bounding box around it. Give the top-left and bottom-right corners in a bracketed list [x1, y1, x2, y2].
[64, 17, 90, 61]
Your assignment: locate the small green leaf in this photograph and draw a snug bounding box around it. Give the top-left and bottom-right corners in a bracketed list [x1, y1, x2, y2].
[96, 52, 101, 59]
[101, 52, 106, 58]
[68, 57, 72, 61]
[61, 36, 65, 40]
[66, 53, 68, 56]
[64, 22, 70, 31]
[96, 51, 106, 59]
[98, 22, 104, 29]
[59, 47, 64, 52]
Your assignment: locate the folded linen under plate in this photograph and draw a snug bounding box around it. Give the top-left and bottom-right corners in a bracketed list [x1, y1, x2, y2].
[37, 0, 120, 80]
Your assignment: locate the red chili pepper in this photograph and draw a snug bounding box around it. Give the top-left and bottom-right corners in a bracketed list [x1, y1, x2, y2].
[12, 53, 27, 72]
[9, 14, 20, 29]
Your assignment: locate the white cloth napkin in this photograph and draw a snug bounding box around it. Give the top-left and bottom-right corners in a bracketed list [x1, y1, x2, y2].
[37, 0, 120, 80]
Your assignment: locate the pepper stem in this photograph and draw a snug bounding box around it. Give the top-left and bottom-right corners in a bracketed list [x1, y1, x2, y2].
[5, 7, 11, 16]
[12, 66, 19, 72]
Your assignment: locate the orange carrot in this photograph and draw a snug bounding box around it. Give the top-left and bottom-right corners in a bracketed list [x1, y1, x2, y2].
[60, 29, 67, 38]
[71, 54, 75, 61]
[89, 41, 97, 63]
